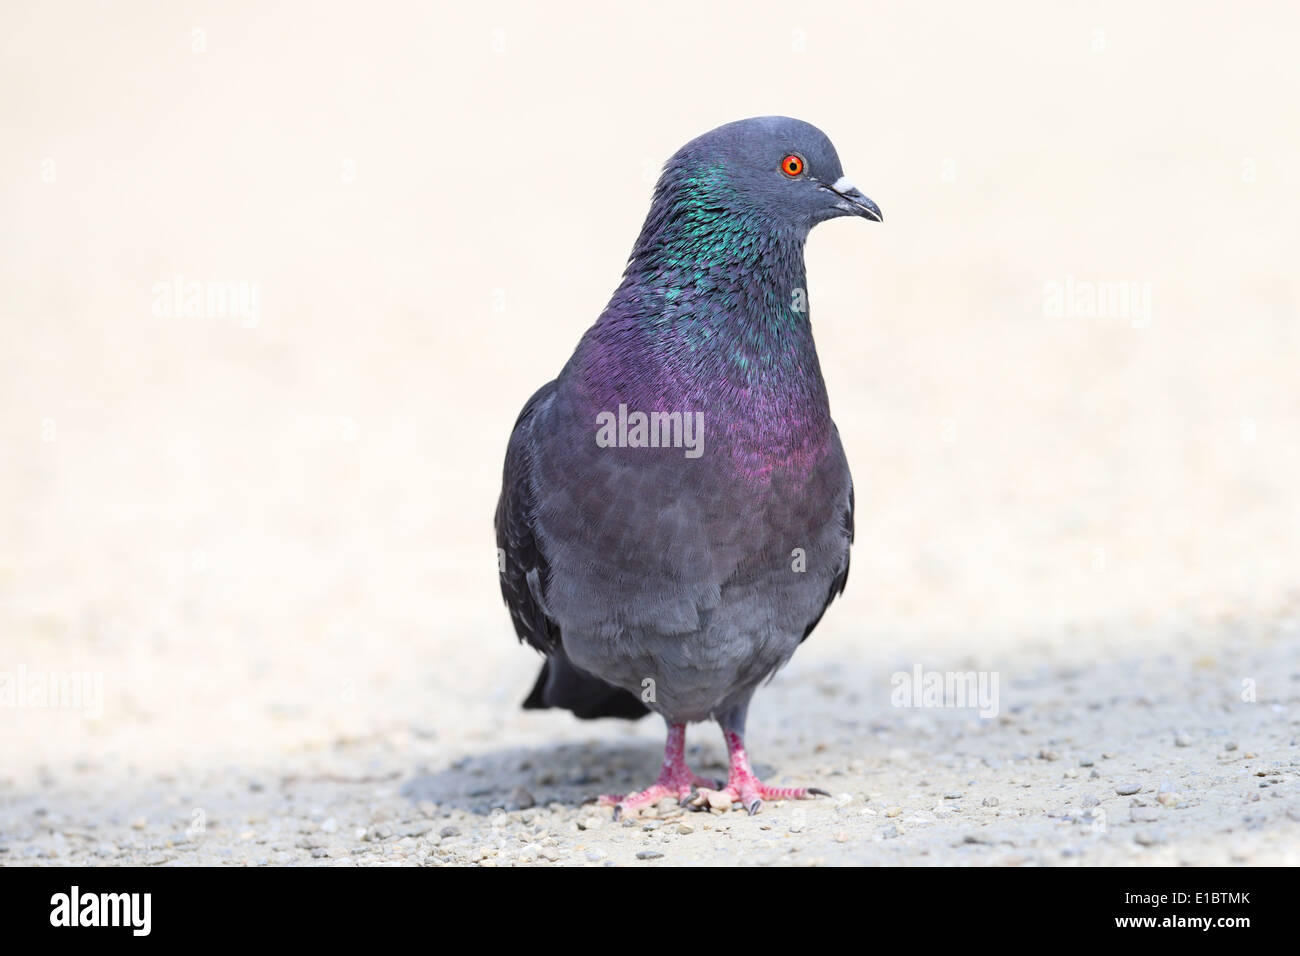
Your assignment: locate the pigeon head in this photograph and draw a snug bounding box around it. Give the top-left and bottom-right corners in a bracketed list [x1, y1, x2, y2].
[598, 116, 879, 441]
[655, 116, 881, 237]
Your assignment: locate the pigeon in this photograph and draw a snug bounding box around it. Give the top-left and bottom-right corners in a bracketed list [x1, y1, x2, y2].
[495, 116, 880, 817]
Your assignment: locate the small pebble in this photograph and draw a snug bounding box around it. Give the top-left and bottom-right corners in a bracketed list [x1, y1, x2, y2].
[636, 850, 664, 860]
[1115, 783, 1141, 796]
[706, 791, 732, 812]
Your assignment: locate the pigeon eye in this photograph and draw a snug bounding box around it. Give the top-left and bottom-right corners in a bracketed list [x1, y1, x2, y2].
[780, 154, 805, 177]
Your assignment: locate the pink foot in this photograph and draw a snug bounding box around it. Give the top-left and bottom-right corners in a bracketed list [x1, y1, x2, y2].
[708, 730, 828, 816]
[596, 724, 719, 819]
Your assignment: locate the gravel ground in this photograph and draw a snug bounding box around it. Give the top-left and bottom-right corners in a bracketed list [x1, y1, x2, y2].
[6, 620, 1297, 867]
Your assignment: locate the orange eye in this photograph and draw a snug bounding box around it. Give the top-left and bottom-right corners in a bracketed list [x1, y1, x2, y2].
[780, 154, 804, 176]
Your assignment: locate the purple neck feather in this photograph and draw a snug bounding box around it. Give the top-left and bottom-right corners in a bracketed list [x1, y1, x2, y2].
[565, 164, 833, 482]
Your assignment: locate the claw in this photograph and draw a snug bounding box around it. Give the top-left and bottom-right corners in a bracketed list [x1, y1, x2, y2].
[718, 729, 827, 815]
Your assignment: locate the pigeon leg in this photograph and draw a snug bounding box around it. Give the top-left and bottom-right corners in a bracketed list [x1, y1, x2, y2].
[714, 729, 828, 816]
[597, 723, 719, 819]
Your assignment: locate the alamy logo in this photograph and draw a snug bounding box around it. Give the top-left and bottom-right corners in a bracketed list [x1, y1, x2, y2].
[151, 274, 261, 328]
[50, 886, 151, 936]
[1043, 275, 1151, 327]
[0, 666, 102, 718]
[890, 664, 1000, 718]
[595, 404, 704, 459]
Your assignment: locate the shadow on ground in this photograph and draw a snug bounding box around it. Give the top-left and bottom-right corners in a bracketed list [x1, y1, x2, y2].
[400, 738, 751, 815]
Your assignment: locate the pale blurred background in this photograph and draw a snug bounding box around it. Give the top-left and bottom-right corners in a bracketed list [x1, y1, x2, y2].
[2, 1, 1297, 785]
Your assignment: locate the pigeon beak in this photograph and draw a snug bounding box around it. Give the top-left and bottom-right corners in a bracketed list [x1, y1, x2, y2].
[822, 176, 883, 222]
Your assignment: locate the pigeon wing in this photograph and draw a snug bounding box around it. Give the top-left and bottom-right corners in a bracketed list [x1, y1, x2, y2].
[496, 381, 651, 720]
[495, 381, 562, 654]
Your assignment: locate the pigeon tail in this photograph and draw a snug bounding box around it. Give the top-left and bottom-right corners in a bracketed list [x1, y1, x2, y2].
[522, 649, 650, 721]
